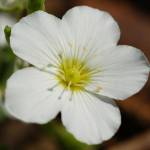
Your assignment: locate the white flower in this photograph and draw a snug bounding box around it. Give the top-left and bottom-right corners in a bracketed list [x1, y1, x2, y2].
[5, 6, 150, 144]
[0, 12, 16, 47]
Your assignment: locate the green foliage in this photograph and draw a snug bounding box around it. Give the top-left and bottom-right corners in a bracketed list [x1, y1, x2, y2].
[27, 0, 45, 14]
[0, 144, 8, 150]
[0, 47, 16, 87]
[0, 46, 15, 122]
[0, 106, 7, 122]
[0, 0, 27, 13]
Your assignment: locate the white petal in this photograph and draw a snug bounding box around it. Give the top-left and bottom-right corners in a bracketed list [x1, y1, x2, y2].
[62, 6, 120, 57]
[10, 11, 68, 68]
[5, 67, 64, 124]
[87, 45, 150, 100]
[0, 13, 16, 47]
[61, 91, 121, 144]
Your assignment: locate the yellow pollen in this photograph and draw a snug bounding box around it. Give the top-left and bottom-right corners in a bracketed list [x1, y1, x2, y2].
[56, 57, 91, 91]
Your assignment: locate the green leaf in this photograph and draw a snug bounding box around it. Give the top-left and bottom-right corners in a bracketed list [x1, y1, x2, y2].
[4, 26, 11, 45]
[27, 0, 45, 14]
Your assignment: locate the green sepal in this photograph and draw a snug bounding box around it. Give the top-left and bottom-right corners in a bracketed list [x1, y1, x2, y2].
[4, 25, 11, 45]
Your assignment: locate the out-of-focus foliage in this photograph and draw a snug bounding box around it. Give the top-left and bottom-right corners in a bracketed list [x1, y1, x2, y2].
[0, 103, 7, 122]
[0, 47, 15, 90]
[27, 0, 45, 14]
[0, 0, 27, 13]
[0, 46, 15, 121]
[0, 0, 45, 15]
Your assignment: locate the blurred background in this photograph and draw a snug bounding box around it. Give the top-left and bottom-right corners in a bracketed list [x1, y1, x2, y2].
[0, 0, 150, 150]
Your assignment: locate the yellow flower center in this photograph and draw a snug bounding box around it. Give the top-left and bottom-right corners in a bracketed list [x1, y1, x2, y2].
[57, 57, 91, 91]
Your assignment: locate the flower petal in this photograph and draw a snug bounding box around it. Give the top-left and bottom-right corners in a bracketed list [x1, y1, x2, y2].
[10, 11, 68, 68]
[61, 91, 121, 144]
[87, 45, 150, 100]
[5, 67, 63, 124]
[62, 6, 120, 54]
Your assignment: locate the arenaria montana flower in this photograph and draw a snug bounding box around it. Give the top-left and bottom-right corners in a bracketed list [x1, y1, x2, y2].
[5, 6, 150, 144]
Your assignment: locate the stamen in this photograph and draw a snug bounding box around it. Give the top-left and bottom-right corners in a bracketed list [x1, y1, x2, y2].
[67, 81, 72, 90]
[46, 63, 58, 68]
[58, 88, 66, 100]
[69, 91, 74, 101]
[48, 83, 59, 91]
